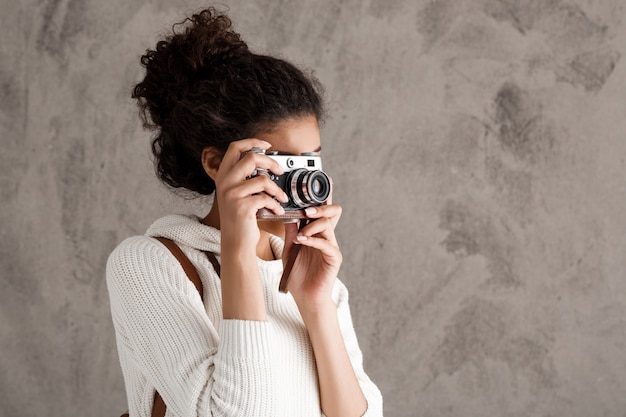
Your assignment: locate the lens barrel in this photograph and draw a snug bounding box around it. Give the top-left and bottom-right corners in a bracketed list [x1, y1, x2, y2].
[287, 169, 331, 208]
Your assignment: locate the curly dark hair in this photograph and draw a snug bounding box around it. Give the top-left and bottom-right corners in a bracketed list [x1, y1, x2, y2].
[132, 7, 325, 195]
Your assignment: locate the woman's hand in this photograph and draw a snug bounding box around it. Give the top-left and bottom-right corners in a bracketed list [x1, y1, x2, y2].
[283, 202, 343, 310]
[213, 139, 289, 252]
[211, 139, 289, 320]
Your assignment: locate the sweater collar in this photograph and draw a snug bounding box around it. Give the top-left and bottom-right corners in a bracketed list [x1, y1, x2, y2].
[145, 214, 284, 258]
[146, 214, 222, 253]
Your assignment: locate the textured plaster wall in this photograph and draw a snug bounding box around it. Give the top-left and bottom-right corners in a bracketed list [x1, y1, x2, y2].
[2, 1, 626, 416]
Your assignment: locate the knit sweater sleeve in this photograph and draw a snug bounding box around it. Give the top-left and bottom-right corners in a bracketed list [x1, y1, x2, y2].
[106, 236, 277, 417]
[333, 281, 384, 417]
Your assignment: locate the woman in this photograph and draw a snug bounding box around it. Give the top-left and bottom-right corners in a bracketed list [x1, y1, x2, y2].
[107, 7, 383, 417]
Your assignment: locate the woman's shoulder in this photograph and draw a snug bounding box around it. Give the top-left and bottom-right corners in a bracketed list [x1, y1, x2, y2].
[108, 235, 162, 265]
[106, 235, 174, 286]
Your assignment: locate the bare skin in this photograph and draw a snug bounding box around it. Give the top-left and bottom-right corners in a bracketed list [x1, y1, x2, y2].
[200, 116, 367, 417]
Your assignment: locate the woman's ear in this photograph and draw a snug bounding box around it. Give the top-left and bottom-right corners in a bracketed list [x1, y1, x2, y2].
[201, 146, 223, 180]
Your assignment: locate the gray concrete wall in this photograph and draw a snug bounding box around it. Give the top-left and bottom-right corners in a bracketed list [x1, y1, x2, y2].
[2, 1, 625, 416]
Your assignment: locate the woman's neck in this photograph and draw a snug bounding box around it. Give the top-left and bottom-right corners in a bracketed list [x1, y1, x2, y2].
[256, 230, 276, 261]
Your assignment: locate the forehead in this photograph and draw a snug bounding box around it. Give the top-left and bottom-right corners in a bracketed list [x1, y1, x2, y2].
[255, 116, 321, 155]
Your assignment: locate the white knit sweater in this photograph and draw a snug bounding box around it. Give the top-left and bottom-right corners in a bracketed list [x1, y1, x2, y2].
[107, 214, 383, 417]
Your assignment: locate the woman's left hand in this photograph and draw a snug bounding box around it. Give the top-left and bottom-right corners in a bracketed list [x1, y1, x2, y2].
[283, 203, 343, 310]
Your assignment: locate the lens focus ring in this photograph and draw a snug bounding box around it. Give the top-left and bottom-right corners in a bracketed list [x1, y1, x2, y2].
[288, 169, 331, 208]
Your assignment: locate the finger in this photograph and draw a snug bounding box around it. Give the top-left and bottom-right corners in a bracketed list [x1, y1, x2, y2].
[293, 234, 342, 263]
[230, 175, 289, 203]
[298, 217, 337, 243]
[304, 204, 341, 230]
[304, 204, 342, 222]
[225, 151, 285, 183]
[248, 193, 286, 216]
[220, 139, 273, 170]
[223, 185, 287, 216]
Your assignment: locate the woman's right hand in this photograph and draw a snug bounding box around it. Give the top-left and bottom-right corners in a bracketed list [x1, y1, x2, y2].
[213, 139, 289, 253]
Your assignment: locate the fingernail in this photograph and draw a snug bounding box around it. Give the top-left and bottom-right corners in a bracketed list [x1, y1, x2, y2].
[296, 234, 308, 241]
[305, 207, 317, 216]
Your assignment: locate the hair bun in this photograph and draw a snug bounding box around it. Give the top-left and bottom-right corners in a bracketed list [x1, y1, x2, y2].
[174, 8, 249, 73]
[133, 7, 249, 128]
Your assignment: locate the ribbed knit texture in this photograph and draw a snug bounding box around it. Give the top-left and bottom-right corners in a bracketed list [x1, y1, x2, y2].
[107, 214, 383, 417]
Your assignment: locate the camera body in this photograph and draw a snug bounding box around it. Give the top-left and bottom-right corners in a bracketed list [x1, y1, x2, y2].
[248, 148, 331, 221]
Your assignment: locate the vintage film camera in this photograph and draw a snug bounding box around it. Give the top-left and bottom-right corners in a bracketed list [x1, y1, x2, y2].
[248, 147, 331, 221]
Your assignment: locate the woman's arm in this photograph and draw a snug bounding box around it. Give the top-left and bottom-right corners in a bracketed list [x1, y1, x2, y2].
[205, 139, 288, 321]
[299, 302, 368, 417]
[106, 236, 278, 416]
[284, 205, 380, 417]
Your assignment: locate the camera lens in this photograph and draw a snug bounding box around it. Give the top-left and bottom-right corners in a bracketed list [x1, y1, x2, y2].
[312, 178, 322, 194]
[287, 169, 331, 208]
